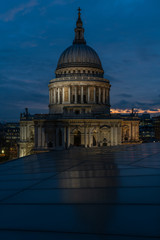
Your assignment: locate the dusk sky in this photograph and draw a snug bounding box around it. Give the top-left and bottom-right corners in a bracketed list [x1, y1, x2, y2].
[0, 0, 160, 121]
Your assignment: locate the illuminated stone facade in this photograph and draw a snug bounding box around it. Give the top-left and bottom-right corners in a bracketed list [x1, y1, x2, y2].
[19, 9, 139, 157]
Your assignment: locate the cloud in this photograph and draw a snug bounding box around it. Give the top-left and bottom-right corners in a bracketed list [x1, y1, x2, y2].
[112, 98, 160, 112]
[14, 101, 48, 110]
[21, 41, 37, 48]
[117, 93, 132, 98]
[0, 0, 38, 22]
[50, 0, 74, 6]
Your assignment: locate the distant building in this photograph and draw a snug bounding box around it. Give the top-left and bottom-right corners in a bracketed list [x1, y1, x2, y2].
[153, 116, 160, 141]
[19, 9, 139, 157]
[0, 122, 20, 160]
[139, 114, 155, 142]
[5, 122, 20, 143]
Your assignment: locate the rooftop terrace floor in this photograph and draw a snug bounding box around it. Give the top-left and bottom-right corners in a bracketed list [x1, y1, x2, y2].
[0, 143, 160, 240]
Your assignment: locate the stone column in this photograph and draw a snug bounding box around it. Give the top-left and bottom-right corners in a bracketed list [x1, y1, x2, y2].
[52, 89, 54, 104]
[93, 87, 96, 103]
[75, 86, 77, 103]
[88, 87, 90, 103]
[58, 88, 60, 104]
[54, 88, 56, 104]
[115, 125, 118, 145]
[68, 86, 71, 103]
[129, 123, 132, 141]
[136, 123, 139, 141]
[62, 87, 64, 103]
[98, 130, 101, 146]
[133, 124, 136, 141]
[117, 123, 121, 144]
[38, 126, 42, 147]
[42, 127, 45, 147]
[111, 126, 114, 146]
[51, 89, 53, 104]
[112, 124, 115, 145]
[81, 86, 84, 103]
[67, 126, 70, 148]
[98, 87, 101, 103]
[52, 88, 54, 104]
[88, 128, 92, 147]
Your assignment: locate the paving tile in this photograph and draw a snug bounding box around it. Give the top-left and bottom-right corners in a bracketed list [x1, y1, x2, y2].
[4, 187, 160, 204]
[0, 205, 160, 237]
[31, 175, 160, 189]
[0, 180, 40, 190]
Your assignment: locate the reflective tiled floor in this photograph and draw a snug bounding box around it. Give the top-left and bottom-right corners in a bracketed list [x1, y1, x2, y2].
[0, 143, 160, 240]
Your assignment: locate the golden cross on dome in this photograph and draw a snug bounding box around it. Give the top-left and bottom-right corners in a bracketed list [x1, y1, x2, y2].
[78, 7, 81, 16]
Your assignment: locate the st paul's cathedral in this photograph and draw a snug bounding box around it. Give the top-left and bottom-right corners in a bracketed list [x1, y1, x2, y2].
[19, 9, 139, 157]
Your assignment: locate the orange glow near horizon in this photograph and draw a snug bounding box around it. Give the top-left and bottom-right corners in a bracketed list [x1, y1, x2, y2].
[110, 108, 160, 115]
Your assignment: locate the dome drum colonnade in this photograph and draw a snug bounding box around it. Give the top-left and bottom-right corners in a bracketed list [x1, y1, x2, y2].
[49, 83, 110, 109]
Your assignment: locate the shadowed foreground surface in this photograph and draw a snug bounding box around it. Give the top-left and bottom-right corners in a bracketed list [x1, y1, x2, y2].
[0, 143, 160, 240]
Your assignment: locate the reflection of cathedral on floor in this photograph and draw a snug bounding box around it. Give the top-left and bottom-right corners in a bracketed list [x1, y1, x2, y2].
[19, 9, 139, 157]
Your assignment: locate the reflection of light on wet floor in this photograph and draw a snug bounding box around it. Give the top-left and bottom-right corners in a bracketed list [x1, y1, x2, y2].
[0, 143, 160, 239]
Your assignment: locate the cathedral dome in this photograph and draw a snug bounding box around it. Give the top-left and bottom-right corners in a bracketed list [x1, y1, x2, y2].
[56, 44, 103, 70]
[56, 8, 103, 72]
[49, 8, 110, 117]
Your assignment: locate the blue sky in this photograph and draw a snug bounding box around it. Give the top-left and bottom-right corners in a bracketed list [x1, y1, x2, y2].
[0, 0, 160, 121]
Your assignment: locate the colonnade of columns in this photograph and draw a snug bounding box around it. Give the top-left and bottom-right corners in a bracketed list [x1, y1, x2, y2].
[34, 124, 123, 149]
[49, 86, 110, 105]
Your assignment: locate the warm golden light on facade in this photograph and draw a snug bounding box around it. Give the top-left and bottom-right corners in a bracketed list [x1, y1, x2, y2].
[111, 108, 160, 114]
